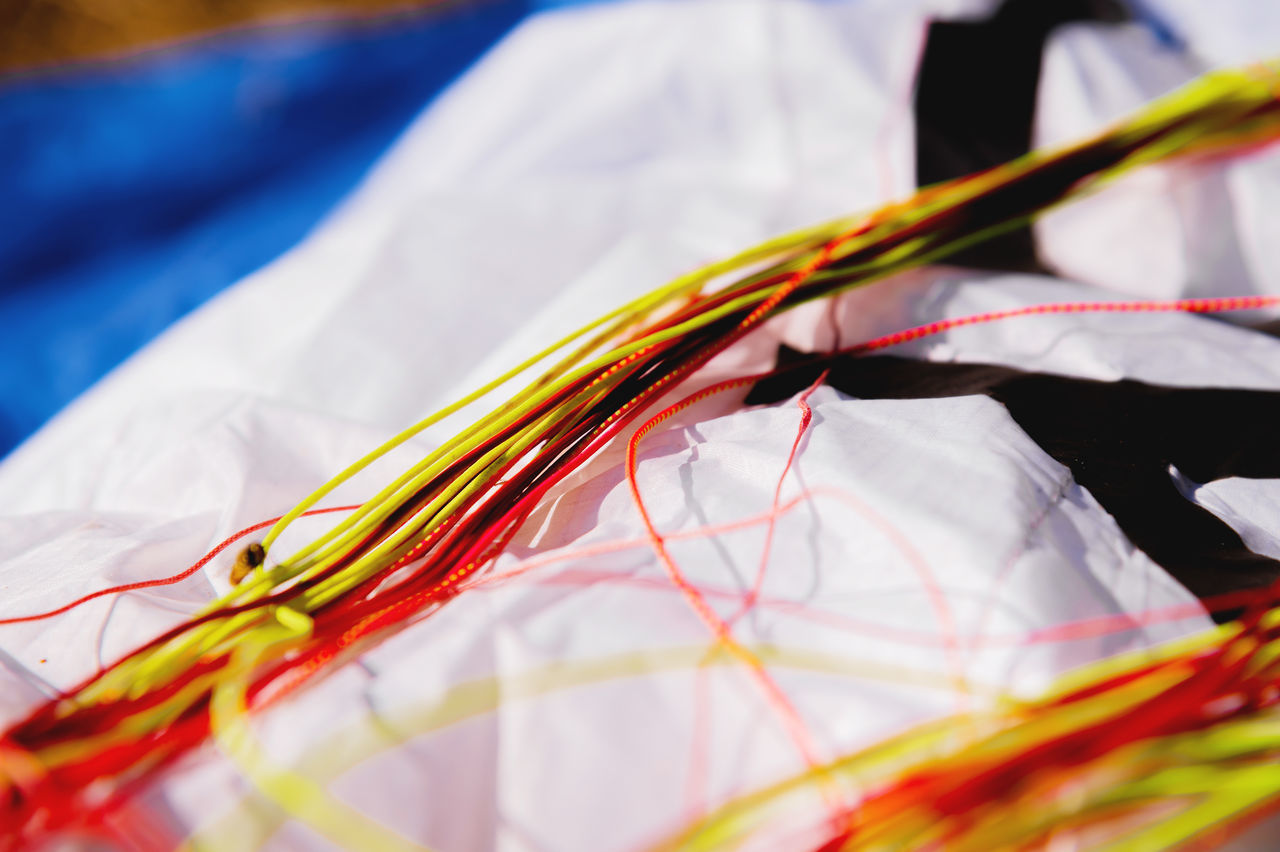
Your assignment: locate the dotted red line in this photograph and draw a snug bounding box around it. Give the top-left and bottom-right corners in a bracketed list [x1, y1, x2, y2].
[848, 295, 1280, 354]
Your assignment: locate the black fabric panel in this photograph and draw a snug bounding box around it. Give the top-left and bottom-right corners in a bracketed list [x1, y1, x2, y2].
[913, 0, 1129, 273]
[748, 350, 1280, 622]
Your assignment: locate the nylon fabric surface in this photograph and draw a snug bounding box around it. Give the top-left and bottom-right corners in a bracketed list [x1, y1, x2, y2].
[1, 1, 1278, 849]
[0, 0, 609, 460]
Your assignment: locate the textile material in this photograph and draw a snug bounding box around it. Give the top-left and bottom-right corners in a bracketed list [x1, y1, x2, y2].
[0, 0, 600, 459]
[1, 0, 1278, 848]
[749, 349, 1280, 618]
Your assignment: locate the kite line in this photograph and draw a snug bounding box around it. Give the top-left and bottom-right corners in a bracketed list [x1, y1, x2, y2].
[1, 61, 1280, 851]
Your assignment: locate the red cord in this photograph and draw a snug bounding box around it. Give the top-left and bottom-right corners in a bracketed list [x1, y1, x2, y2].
[0, 505, 360, 626]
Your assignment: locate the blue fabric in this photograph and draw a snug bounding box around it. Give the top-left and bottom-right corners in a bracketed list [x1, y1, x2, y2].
[0, 0, 606, 459]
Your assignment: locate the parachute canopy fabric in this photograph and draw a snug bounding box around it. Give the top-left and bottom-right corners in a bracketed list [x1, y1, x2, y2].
[2, 1, 1280, 850]
[0, 0, 600, 459]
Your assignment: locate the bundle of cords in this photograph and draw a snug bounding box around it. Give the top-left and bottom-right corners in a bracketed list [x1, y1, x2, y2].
[2, 61, 1280, 851]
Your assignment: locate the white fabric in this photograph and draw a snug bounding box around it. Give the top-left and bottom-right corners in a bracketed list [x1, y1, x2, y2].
[1034, 20, 1280, 304]
[1, 1, 1277, 849]
[1142, 0, 1280, 68]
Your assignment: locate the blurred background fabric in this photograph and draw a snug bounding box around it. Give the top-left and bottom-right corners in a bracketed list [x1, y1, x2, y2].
[1, 0, 1276, 462]
[0, 0, 454, 71]
[1, 2, 1279, 848]
[0, 0, 603, 459]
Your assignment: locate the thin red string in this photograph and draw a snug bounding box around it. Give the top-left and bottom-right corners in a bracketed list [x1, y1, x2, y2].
[845, 295, 1280, 355]
[0, 505, 360, 627]
[8, 295, 1276, 660]
[727, 370, 828, 628]
[625, 373, 830, 776]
